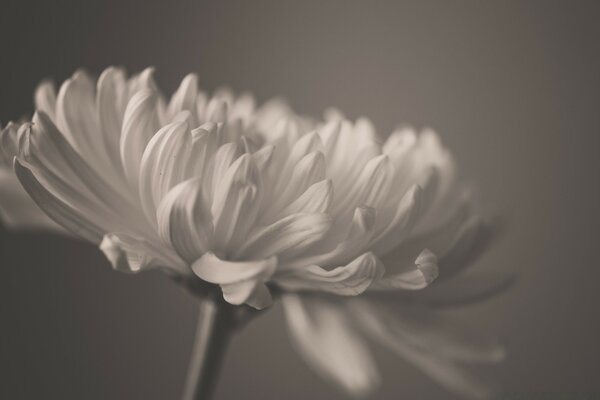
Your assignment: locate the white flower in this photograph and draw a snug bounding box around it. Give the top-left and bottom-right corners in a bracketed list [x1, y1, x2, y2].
[4, 67, 510, 399]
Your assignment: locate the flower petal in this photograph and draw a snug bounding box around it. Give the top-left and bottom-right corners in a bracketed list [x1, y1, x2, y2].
[235, 212, 332, 260]
[20, 112, 138, 232]
[281, 295, 380, 397]
[370, 249, 438, 290]
[34, 80, 57, 120]
[99, 232, 187, 274]
[156, 178, 213, 263]
[355, 303, 493, 400]
[0, 168, 62, 231]
[211, 154, 261, 251]
[120, 90, 162, 187]
[14, 160, 103, 242]
[278, 179, 333, 216]
[191, 252, 277, 284]
[191, 252, 276, 308]
[97, 66, 128, 170]
[274, 252, 384, 296]
[371, 184, 422, 255]
[139, 121, 192, 224]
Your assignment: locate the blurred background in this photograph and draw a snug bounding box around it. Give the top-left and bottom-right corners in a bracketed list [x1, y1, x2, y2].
[1, 1, 599, 399]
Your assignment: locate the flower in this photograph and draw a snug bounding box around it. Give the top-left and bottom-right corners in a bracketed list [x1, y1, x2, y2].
[4, 67, 511, 399]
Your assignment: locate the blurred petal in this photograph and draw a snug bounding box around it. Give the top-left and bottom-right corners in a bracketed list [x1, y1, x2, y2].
[34, 80, 57, 120]
[355, 302, 493, 399]
[282, 295, 380, 397]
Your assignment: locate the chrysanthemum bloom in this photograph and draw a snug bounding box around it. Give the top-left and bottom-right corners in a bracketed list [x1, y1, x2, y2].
[3, 67, 511, 399]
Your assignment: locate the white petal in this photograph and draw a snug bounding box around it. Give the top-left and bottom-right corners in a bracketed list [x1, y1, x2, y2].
[355, 303, 493, 400]
[332, 154, 393, 217]
[191, 252, 276, 308]
[370, 249, 438, 290]
[97, 67, 128, 169]
[168, 73, 198, 119]
[278, 179, 333, 217]
[235, 213, 332, 260]
[13, 160, 103, 242]
[284, 206, 376, 269]
[207, 141, 241, 202]
[211, 154, 261, 251]
[263, 150, 326, 222]
[282, 295, 380, 397]
[100, 232, 187, 274]
[156, 178, 213, 263]
[19, 112, 137, 232]
[0, 168, 63, 232]
[191, 252, 276, 284]
[121, 90, 162, 187]
[139, 121, 192, 224]
[55, 70, 108, 168]
[275, 252, 384, 296]
[371, 184, 422, 255]
[34, 80, 57, 120]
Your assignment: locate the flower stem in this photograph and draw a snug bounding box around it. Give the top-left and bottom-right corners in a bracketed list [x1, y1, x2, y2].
[181, 296, 234, 400]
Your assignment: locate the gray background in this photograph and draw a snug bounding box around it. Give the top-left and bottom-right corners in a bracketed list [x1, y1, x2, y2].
[1, 1, 599, 399]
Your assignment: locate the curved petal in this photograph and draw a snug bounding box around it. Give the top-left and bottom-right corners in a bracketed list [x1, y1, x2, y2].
[0, 168, 63, 232]
[139, 121, 192, 223]
[274, 252, 384, 296]
[100, 232, 187, 274]
[34, 80, 57, 120]
[14, 160, 102, 242]
[156, 178, 213, 263]
[371, 249, 438, 290]
[120, 90, 161, 187]
[278, 179, 333, 217]
[235, 213, 332, 260]
[191, 252, 276, 309]
[97, 66, 128, 170]
[281, 295, 380, 397]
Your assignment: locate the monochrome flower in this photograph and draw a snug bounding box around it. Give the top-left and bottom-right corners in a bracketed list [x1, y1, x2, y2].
[4, 67, 510, 399]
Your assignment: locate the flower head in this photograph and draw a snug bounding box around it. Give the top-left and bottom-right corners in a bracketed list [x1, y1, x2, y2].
[4, 67, 510, 399]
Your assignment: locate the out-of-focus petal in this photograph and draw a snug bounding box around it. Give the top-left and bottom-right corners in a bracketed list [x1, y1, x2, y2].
[355, 302, 494, 400]
[34, 80, 57, 120]
[282, 295, 380, 397]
